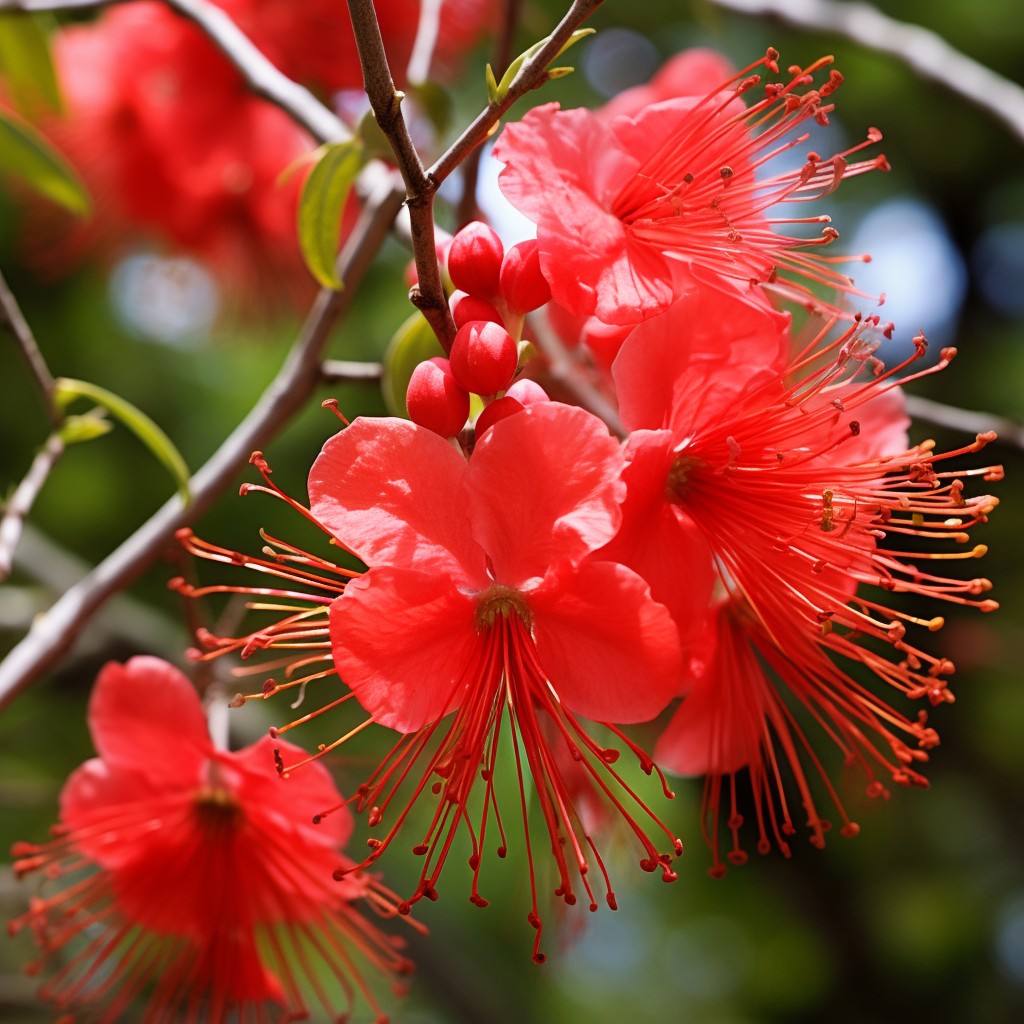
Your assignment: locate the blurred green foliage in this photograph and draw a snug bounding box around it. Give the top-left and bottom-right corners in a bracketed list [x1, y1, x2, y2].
[2, 1, 1023, 1022]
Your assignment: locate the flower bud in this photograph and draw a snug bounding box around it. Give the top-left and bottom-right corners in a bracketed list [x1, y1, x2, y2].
[505, 378, 549, 406]
[499, 239, 551, 313]
[406, 357, 470, 437]
[450, 320, 518, 397]
[447, 221, 504, 298]
[450, 291, 504, 329]
[475, 395, 524, 437]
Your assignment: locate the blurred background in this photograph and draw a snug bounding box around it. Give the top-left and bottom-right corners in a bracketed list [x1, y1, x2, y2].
[2, 1, 1023, 1021]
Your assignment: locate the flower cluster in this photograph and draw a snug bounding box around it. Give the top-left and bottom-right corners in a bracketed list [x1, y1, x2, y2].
[170, 45, 999, 951]
[11, 34, 1002, 1024]
[29, 0, 495, 304]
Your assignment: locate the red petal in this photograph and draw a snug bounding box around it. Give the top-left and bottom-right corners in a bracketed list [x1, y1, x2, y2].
[468, 403, 624, 584]
[530, 559, 681, 723]
[230, 735, 352, 851]
[329, 568, 482, 733]
[308, 416, 487, 582]
[613, 287, 790, 433]
[599, 430, 715, 650]
[88, 657, 211, 784]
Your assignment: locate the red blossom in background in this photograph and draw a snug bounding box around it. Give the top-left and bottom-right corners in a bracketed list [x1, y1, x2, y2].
[495, 49, 889, 327]
[606, 293, 1001, 869]
[10, 657, 412, 1024]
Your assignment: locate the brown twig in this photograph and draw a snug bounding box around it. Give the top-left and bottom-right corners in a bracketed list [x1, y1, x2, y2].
[427, 0, 604, 186]
[0, 268, 62, 428]
[0, 433, 65, 582]
[705, 0, 1024, 145]
[455, 0, 525, 227]
[0, 172, 407, 710]
[347, 0, 456, 351]
[0, 0, 351, 145]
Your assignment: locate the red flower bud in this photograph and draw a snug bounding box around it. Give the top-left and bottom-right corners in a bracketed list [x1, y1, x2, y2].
[506, 378, 549, 406]
[406, 357, 470, 437]
[475, 395, 524, 436]
[449, 320, 518, 397]
[447, 221, 504, 298]
[450, 291, 504, 329]
[499, 239, 551, 313]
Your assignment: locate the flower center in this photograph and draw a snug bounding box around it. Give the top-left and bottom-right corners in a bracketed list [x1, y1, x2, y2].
[475, 583, 532, 630]
[665, 455, 704, 502]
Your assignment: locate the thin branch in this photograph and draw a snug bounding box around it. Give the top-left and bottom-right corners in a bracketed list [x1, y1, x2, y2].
[705, 0, 1024, 145]
[0, 172, 407, 710]
[347, 0, 456, 351]
[904, 394, 1024, 451]
[0, 268, 62, 427]
[455, 0, 525, 227]
[10, 522, 186, 659]
[0, 0, 351, 145]
[0, 432, 64, 582]
[426, 0, 605, 186]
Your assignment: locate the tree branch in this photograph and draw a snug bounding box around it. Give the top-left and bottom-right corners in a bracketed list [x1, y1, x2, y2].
[0, 432, 64, 582]
[455, 0, 525, 227]
[426, 0, 605, 186]
[0, 268, 61, 427]
[0, 0, 351, 145]
[0, 172, 407, 710]
[705, 0, 1024, 145]
[347, 0, 456, 351]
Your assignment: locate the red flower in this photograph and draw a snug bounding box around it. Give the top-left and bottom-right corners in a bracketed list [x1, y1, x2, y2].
[38, 4, 319, 304]
[10, 657, 411, 1024]
[606, 292, 1001, 868]
[494, 49, 888, 326]
[305, 403, 682, 961]
[178, 403, 683, 963]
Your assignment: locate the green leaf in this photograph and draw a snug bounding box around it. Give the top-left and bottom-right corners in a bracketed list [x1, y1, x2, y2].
[381, 312, 446, 417]
[494, 27, 595, 102]
[485, 62, 501, 106]
[54, 378, 191, 502]
[0, 109, 91, 215]
[297, 139, 364, 290]
[59, 409, 113, 445]
[0, 12, 62, 117]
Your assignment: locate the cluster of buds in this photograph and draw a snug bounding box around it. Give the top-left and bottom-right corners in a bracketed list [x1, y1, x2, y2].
[406, 222, 553, 438]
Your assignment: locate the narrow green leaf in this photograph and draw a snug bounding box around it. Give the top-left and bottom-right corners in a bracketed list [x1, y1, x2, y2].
[0, 12, 62, 116]
[297, 139, 364, 290]
[381, 312, 445, 418]
[59, 409, 113, 445]
[485, 62, 501, 106]
[55, 378, 191, 502]
[0, 109, 91, 215]
[495, 27, 595, 101]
